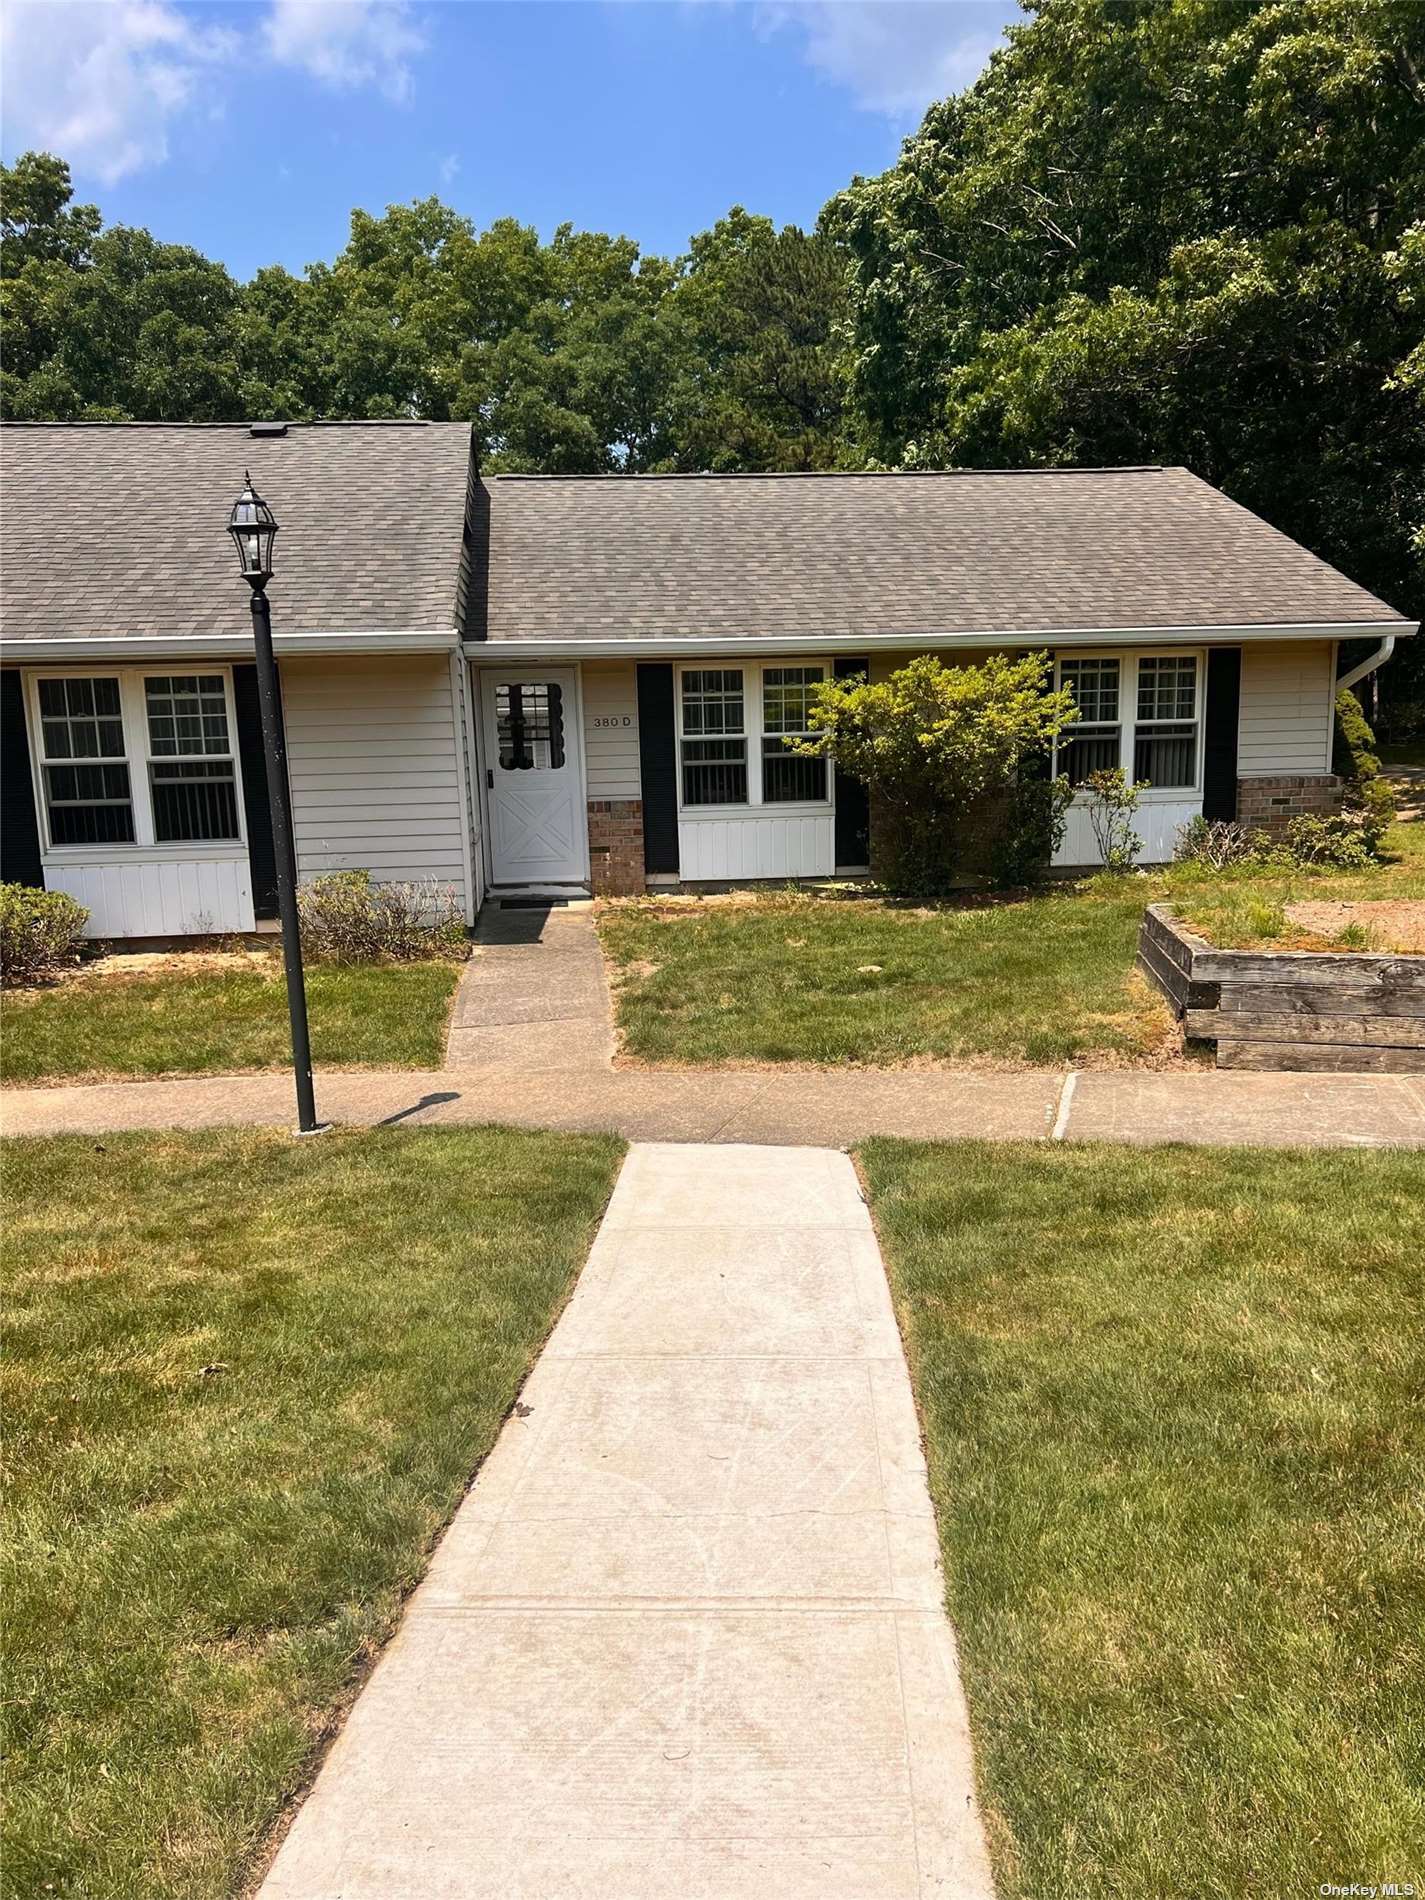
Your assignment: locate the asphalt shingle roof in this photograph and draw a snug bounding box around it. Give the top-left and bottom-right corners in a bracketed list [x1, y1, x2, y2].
[0, 421, 474, 641]
[474, 466, 1408, 643]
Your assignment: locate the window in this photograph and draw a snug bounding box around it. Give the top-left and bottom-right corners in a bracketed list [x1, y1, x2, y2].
[1133, 655, 1199, 789]
[37, 677, 135, 845]
[1057, 657, 1121, 785]
[144, 675, 240, 842]
[761, 667, 827, 803]
[681, 669, 747, 806]
[496, 681, 565, 771]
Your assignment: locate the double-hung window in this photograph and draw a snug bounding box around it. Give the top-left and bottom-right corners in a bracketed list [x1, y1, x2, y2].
[36, 677, 136, 845]
[761, 667, 827, 803]
[681, 669, 748, 806]
[144, 675, 241, 842]
[1054, 652, 1202, 793]
[1056, 657, 1122, 785]
[32, 669, 245, 852]
[1133, 656, 1199, 789]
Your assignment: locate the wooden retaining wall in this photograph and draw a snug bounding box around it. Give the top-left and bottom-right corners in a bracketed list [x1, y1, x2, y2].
[1137, 903, 1425, 1074]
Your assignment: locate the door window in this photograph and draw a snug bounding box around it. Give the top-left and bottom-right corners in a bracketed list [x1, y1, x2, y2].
[496, 682, 565, 771]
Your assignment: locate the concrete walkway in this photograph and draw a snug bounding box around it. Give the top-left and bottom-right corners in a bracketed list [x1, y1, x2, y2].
[259, 1143, 996, 1900]
[4, 1063, 1422, 1147]
[444, 901, 615, 1072]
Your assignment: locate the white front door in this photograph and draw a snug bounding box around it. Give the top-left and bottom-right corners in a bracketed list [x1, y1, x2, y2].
[480, 668, 588, 887]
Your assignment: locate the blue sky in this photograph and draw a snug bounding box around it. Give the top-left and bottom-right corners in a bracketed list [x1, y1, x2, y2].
[1, 1, 1019, 280]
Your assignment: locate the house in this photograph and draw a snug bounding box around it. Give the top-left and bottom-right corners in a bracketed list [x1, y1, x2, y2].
[0, 420, 1414, 938]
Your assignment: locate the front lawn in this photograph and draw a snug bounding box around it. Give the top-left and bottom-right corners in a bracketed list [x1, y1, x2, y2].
[2, 1125, 623, 1900]
[862, 1138, 1425, 1899]
[598, 820, 1423, 1066]
[0, 956, 461, 1085]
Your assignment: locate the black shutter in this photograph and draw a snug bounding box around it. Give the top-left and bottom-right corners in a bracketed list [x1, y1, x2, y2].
[636, 664, 680, 876]
[832, 654, 871, 870]
[1, 671, 44, 889]
[1202, 647, 1241, 822]
[233, 662, 283, 920]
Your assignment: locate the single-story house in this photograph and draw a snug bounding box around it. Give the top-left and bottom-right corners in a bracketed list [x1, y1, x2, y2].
[0, 420, 1414, 938]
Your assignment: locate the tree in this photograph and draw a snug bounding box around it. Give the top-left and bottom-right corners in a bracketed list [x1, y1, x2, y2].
[660, 208, 850, 470]
[798, 653, 1077, 893]
[832, 0, 1425, 718]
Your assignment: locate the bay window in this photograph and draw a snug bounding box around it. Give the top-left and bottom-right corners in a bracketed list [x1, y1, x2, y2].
[677, 662, 833, 811]
[1054, 652, 1202, 793]
[30, 668, 245, 854]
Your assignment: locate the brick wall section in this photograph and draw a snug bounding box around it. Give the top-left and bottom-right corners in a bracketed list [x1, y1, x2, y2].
[1236, 774, 1342, 834]
[587, 799, 646, 895]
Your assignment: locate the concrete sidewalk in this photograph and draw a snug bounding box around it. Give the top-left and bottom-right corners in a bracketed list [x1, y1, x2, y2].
[3, 1063, 1422, 1148]
[258, 1143, 996, 1900]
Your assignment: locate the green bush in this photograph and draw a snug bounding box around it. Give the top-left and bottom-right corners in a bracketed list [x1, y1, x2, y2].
[1333, 688, 1396, 851]
[1282, 813, 1377, 869]
[294, 871, 468, 964]
[799, 653, 1079, 896]
[1083, 767, 1148, 872]
[0, 884, 89, 987]
[990, 773, 1075, 888]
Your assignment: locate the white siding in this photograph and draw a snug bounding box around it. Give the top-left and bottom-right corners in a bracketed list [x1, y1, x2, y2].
[582, 660, 641, 798]
[678, 814, 835, 881]
[46, 857, 254, 937]
[1238, 641, 1335, 777]
[282, 657, 469, 909]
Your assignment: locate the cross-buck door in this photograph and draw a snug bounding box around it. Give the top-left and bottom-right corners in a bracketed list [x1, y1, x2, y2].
[480, 669, 588, 886]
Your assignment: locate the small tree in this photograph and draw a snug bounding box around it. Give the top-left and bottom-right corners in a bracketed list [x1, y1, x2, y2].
[797, 653, 1078, 895]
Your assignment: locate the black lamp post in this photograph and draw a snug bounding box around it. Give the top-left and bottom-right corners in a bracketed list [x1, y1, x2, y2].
[228, 474, 321, 1135]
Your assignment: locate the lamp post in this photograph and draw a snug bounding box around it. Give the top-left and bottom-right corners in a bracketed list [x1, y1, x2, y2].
[227, 474, 321, 1134]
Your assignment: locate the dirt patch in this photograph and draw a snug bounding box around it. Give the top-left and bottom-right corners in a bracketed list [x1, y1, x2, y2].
[1283, 899, 1425, 954]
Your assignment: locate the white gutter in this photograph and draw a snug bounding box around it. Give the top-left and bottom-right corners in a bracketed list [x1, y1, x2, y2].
[0, 630, 461, 662]
[1337, 634, 1398, 692]
[462, 620, 1416, 662]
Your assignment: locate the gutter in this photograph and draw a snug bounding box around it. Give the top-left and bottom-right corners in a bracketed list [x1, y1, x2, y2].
[0, 630, 461, 663]
[462, 620, 1416, 663]
[1337, 634, 1398, 693]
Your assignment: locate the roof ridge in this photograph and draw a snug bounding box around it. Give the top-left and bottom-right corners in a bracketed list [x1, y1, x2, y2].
[488, 465, 1166, 481]
[0, 418, 447, 430]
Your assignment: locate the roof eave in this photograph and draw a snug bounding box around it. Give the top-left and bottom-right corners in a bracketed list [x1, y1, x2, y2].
[463, 619, 1416, 661]
[0, 629, 462, 663]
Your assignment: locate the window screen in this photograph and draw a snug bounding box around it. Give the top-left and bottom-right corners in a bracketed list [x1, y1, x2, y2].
[496, 682, 565, 770]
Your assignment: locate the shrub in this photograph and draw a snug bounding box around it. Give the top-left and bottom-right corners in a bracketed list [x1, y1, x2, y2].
[991, 774, 1075, 888]
[1083, 767, 1148, 871]
[294, 871, 467, 964]
[1282, 813, 1377, 869]
[1173, 816, 1276, 869]
[0, 884, 88, 986]
[1333, 687, 1396, 851]
[800, 653, 1079, 896]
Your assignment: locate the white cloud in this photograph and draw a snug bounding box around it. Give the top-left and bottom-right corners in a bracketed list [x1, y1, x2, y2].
[264, 0, 426, 105]
[756, 0, 1009, 121]
[0, 0, 235, 184]
[438, 151, 460, 186]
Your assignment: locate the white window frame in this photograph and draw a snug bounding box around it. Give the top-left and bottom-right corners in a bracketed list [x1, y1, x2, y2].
[1053, 648, 1205, 801]
[674, 659, 836, 818]
[25, 666, 249, 860]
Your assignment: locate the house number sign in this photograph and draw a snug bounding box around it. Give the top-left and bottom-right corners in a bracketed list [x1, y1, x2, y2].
[591, 715, 634, 727]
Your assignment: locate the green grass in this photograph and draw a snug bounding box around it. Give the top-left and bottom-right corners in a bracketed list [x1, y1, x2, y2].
[0, 959, 461, 1084]
[598, 820, 1424, 1064]
[860, 1139, 1425, 1899]
[1, 1124, 624, 1900]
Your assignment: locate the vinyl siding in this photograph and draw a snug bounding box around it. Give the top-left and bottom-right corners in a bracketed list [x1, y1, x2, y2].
[1237, 641, 1335, 777]
[282, 656, 469, 907]
[582, 660, 641, 799]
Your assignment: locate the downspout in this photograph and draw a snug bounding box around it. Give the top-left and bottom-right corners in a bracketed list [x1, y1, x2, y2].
[1337, 634, 1397, 693]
